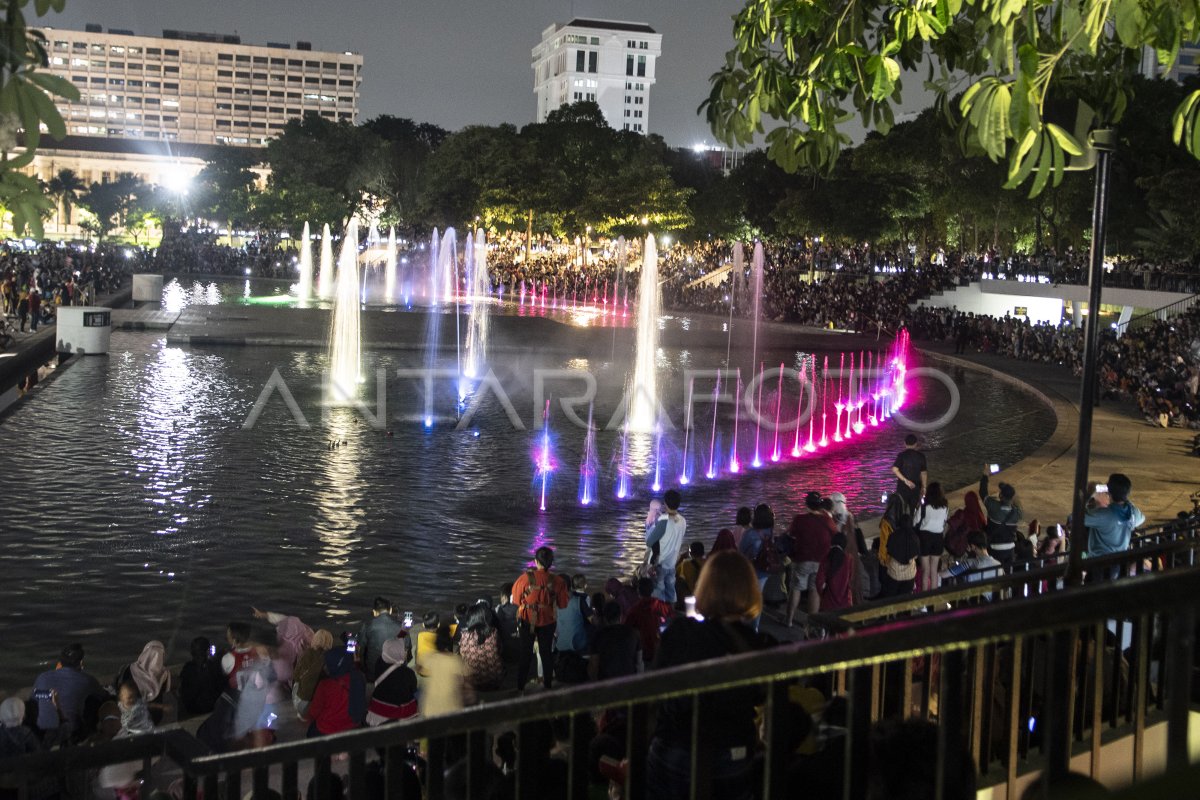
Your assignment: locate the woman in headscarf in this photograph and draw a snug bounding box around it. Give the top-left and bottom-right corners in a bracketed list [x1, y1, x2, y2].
[304, 647, 366, 737]
[365, 638, 418, 726]
[128, 640, 171, 705]
[827, 492, 863, 604]
[251, 607, 314, 682]
[292, 629, 334, 718]
[0, 696, 39, 758]
[962, 491, 987, 532]
[711, 528, 737, 553]
[604, 577, 638, 621]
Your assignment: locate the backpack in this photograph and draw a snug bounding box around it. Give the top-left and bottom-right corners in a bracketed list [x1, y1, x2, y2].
[886, 516, 921, 564]
[519, 570, 556, 626]
[752, 532, 785, 575]
[944, 509, 972, 558]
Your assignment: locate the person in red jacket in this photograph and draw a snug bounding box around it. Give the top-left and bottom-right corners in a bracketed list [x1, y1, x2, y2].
[305, 648, 366, 737]
[815, 533, 854, 612]
[623, 577, 673, 663]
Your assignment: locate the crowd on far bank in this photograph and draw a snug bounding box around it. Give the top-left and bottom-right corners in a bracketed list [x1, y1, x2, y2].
[2, 425, 1175, 800]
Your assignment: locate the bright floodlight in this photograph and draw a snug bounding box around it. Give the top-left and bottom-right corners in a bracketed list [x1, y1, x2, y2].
[162, 164, 192, 195]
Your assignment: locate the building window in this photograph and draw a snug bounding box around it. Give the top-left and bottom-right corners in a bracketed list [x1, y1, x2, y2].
[637, 55, 646, 77]
[236, 55, 250, 63]
[218, 69, 233, 77]
[588, 51, 597, 73]
[576, 50, 585, 72]
[164, 48, 179, 57]
[626, 55, 634, 75]
[218, 53, 233, 62]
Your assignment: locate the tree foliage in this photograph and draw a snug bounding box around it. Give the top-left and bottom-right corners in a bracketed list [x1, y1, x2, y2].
[702, 0, 1200, 196]
[0, 0, 80, 237]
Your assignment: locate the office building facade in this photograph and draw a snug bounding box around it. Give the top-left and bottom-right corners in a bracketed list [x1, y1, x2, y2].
[532, 19, 661, 133]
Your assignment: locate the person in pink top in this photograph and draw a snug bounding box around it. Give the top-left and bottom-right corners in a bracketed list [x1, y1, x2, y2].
[815, 533, 854, 611]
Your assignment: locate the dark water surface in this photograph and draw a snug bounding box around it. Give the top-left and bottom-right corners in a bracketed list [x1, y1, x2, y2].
[0, 314, 1054, 685]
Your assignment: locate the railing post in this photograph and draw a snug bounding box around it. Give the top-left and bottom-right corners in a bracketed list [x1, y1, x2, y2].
[427, 735, 446, 800]
[762, 680, 793, 800]
[1166, 606, 1197, 770]
[936, 649, 967, 800]
[517, 720, 549, 799]
[1044, 628, 1079, 782]
[844, 665, 872, 800]
[566, 714, 588, 800]
[625, 702, 649, 800]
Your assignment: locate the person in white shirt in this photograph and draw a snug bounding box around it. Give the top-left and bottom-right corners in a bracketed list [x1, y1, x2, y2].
[646, 489, 687, 603]
[916, 482, 950, 592]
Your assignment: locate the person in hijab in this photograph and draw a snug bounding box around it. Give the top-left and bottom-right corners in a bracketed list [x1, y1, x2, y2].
[711, 528, 737, 553]
[827, 492, 863, 604]
[815, 533, 853, 611]
[962, 491, 987, 532]
[305, 647, 366, 737]
[365, 637, 418, 726]
[0, 696, 39, 758]
[114, 640, 171, 725]
[292, 629, 334, 717]
[604, 577, 638, 621]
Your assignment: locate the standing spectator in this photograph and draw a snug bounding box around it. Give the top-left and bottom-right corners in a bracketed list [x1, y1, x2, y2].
[588, 602, 643, 681]
[980, 469, 1022, 569]
[358, 597, 403, 682]
[624, 577, 673, 664]
[828, 492, 863, 604]
[916, 483, 950, 592]
[785, 493, 837, 627]
[730, 507, 753, 548]
[511, 546, 570, 691]
[1085, 473, 1146, 580]
[646, 489, 687, 603]
[27, 287, 40, 332]
[891, 434, 928, 514]
[32, 643, 102, 743]
[494, 583, 520, 666]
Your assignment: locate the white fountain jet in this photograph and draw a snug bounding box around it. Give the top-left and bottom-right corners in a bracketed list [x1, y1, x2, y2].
[627, 233, 661, 433]
[384, 226, 397, 302]
[297, 221, 313, 302]
[317, 223, 334, 300]
[464, 228, 491, 378]
[328, 220, 361, 401]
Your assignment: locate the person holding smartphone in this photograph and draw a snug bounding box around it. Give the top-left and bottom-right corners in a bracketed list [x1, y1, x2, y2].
[31, 643, 102, 744]
[1084, 473, 1145, 579]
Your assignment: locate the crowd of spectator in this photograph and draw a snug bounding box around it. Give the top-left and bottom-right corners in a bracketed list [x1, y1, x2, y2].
[2, 431, 1171, 799]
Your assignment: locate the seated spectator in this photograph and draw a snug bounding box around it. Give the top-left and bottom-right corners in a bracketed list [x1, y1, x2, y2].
[421, 624, 473, 717]
[604, 577, 638, 620]
[356, 597, 402, 682]
[292, 629, 335, 717]
[365, 638, 418, 726]
[116, 681, 154, 736]
[459, 601, 505, 691]
[0, 696, 40, 758]
[940, 531, 1003, 601]
[415, 611, 440, 677]
[179, 637, 225, 717]
[647, 551, 772, 799]
[676, 542, 706, 599]
[495, 583, 520, 665]
[305, 647, 365, 737]
[711, 528, 737, 553]
[32, 643, 103, 744]
[815, 533, 854, 612]
[114, 640, 171, 723]
[589, 602, 643, 681]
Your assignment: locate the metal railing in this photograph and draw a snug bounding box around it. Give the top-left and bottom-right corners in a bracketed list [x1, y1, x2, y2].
[816, 516, 1200, 632]
[2, 568, 1198, 800]
[1112, 291, 1200, 336]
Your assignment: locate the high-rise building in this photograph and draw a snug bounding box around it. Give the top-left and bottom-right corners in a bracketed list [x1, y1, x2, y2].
[40, 25, 363, 148]
[532, 19, 662, 134]
[21, 26, 363, 237]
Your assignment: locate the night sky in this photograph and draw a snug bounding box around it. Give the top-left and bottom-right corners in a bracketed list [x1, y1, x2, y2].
[47, 0, 751, 146]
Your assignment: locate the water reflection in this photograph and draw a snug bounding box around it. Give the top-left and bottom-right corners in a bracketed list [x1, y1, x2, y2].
[311, 408, 365, 608]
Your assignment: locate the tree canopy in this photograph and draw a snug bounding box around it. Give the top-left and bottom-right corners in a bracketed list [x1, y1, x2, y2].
[702, 0, 1200, 197]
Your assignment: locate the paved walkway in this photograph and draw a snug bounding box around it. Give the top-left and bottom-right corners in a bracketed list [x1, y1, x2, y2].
[917, 344, 1198, 528]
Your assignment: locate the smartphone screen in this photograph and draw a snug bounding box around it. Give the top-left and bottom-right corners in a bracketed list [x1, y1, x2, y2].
[346, 637, 357, 653]
[32, 689, 52, 701]
[209, 645, 217, 657]
[403, 612, 414, 629]
[1095, 484, 1108, 494]
[989, 464, 1000, 473]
